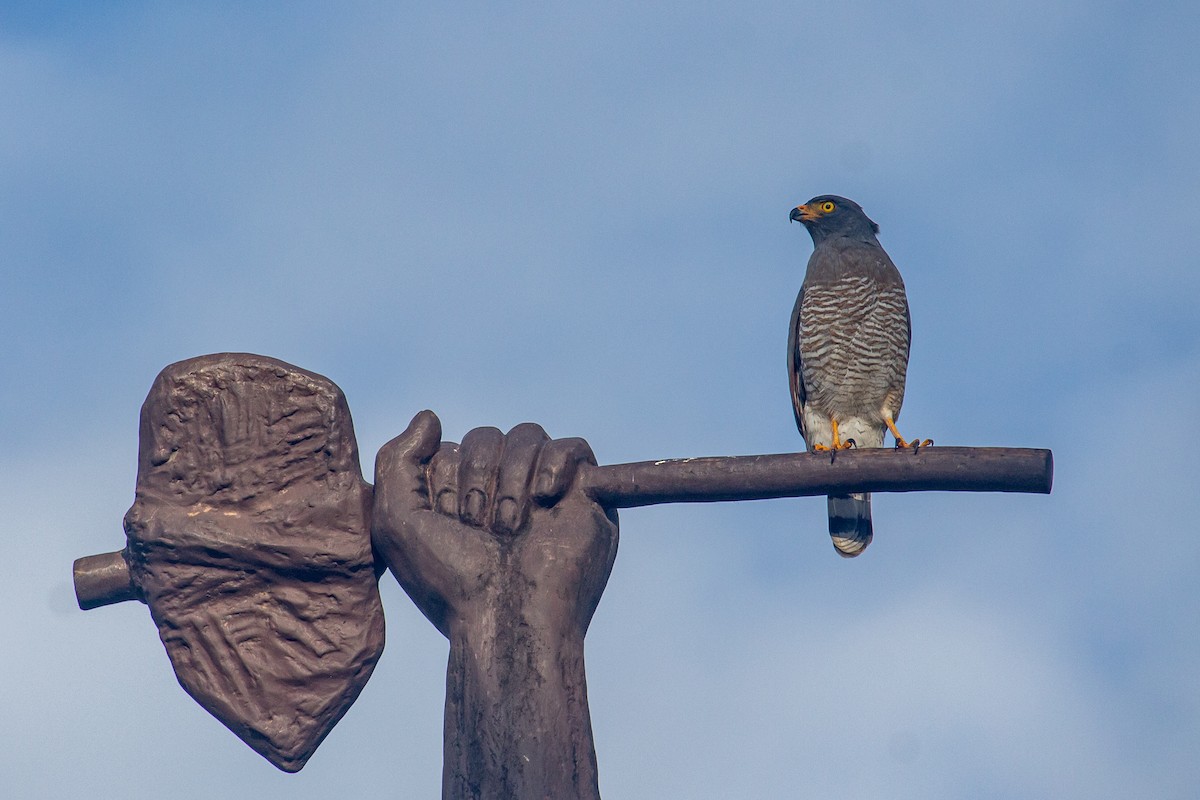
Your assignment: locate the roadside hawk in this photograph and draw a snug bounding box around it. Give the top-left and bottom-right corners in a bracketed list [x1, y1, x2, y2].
[788, 195, 929, 557]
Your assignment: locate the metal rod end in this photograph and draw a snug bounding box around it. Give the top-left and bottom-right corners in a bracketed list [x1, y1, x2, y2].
[73, 551, 138, 610]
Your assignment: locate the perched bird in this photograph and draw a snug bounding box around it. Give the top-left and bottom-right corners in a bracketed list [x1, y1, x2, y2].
[788, 195, 929, 557]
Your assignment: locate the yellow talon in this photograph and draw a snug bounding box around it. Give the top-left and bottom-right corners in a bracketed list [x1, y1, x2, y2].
[822, 419, 855, 450]
[884, 412, 932, 449]
[894, 438, 934, 449]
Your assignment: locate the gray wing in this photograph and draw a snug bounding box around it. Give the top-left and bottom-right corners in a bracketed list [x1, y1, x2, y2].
[787, 285, 807, 441]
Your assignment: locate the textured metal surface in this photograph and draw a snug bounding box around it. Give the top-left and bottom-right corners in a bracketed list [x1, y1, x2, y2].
[372, 410, 615, 799]
[73, 351, 1054, 791]
[79, 353, 384, 772]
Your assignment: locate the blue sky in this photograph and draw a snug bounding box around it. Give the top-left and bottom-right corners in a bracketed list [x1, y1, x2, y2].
[3, 2, 1199, 797]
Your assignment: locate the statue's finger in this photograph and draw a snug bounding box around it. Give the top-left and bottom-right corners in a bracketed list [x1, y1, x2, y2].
[492, 423, 550, 535]
[429, 442, 461, 515]
[532, 437, 596, 506]
[457, 426, 504, 527]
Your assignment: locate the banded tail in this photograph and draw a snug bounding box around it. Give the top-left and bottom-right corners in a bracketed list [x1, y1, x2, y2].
[827, 492, 872, 557]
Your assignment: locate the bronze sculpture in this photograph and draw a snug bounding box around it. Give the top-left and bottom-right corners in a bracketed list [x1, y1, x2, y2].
[373, 410, 616, 798]
[83, 354, 383, 772]
[74, 352, 1052, 797]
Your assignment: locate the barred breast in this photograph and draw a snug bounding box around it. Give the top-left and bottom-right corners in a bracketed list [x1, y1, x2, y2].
[797, 275, 910, 423]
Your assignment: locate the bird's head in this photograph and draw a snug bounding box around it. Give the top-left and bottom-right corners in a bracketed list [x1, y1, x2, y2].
[790, 195, 879, 245]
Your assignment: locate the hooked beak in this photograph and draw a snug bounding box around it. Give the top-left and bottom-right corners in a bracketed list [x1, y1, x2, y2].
[790, 204, 814, 224]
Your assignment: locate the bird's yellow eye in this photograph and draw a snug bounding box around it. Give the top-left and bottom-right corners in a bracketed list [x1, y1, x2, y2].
[820, 201, 835, 213]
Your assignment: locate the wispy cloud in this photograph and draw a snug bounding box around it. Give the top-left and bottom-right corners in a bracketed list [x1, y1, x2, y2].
[3, 3, 1198, 796]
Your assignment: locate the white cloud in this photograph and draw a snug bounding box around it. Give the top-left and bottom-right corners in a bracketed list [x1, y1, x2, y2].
[3, 2, 1199, 796]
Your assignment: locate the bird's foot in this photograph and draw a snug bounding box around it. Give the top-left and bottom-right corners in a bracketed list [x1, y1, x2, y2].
[826, 420, 856, 451]
[813, 439, 855, 452]
[883, 412, 931, 449]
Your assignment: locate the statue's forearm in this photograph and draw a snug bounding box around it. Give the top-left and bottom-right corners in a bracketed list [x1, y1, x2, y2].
[442, 619, 600, 800]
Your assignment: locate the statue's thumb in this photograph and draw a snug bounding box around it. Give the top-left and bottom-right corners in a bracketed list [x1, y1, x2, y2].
[374, 410, 442, 498]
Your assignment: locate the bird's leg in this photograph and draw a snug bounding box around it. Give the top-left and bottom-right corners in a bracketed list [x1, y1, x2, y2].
[832, 419, 857, 450]
[814, 419, 856, 452]
[884, 410, 933, 449]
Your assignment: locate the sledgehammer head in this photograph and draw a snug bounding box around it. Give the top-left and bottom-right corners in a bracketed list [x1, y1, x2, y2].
[74, 353, 384, 772]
